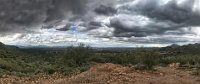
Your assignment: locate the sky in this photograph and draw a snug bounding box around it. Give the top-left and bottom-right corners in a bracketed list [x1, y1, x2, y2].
[0, 0, 200, 47]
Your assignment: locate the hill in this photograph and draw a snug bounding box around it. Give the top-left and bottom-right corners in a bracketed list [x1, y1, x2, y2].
[0, 42, 23, 57]
[160, 43, 200, 54]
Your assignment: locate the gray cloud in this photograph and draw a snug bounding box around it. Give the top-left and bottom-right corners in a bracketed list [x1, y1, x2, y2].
[1, 0, 200, 47]
[128, 34, 200, 45]
[0, 0, 120, 34]
[110, 0, 200, 37]
[0, 0, 89, 33]
[110, 15, 177, 37]
[125, 0, 196, 23]
[56, 23, 72, 31]
[94, 5, 117, 16]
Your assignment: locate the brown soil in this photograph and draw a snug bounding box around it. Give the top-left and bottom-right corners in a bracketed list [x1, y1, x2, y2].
[1, 63, 200, 84]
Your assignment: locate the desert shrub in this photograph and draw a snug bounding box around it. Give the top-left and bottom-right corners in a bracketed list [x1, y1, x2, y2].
[91, 53, 133, 65]
[113, 54, 134, 65]
[193, 68, 200, 76]
[171, 55, 200, 66]
[43, 65, 56, 74]
[77, 63, 93, 72]
[90, 55, 107, 63]
[56, 66, 75, 75]
[181, 62, 196, 68]
[64, 44, 95, 67]
[134, 63, 147, 70]
[10, 71, 26, 77]
[160, 56, 177, 65]
[0, 58, 23, 71]
[133, 51, 161, 70]
[139, 51, 161, 70]
[0, 58, 13, 70]
[0, 68, 8, 77]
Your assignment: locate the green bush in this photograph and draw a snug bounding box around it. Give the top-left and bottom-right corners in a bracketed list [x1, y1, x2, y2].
[193, 68, 200, 76]
[134, 63, 146, 70]
[90, 54, 107, 63]
[160, 56, 177, 65]
[64, 44, 95, 67]
[141, 51, 161, 70]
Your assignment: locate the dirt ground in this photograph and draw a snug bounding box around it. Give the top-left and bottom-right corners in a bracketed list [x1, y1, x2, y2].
[1, 63, 200, 84]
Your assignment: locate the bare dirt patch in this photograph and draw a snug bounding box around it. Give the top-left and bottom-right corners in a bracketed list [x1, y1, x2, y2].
[1, 63, 200, 84]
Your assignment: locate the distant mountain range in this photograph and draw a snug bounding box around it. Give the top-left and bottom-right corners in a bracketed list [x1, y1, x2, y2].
[160, 43, 200, 54]
[1, 42, 200, 54]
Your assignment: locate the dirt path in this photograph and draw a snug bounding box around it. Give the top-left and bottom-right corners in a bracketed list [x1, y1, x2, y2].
[1, 63, 200, 84]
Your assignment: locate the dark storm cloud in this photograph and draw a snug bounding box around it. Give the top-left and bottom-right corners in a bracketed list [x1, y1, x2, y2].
[1, 0, 200, 45]
[84, 21, 103, 31]
[56, 20, 103, 32]
[94, 5, 117, 16]
[110, 15, 178, 37]
[0, 0, 88, 33]
[77, 21, 104, 32]
[129, 0, 194, 23]
[45, 0, 87, 22]
[1, 0, 200, 47]
[136, 0, 200, 25]
[0, 0, 119, 34]
[110, 0, 200, 37]
[56, 23, 72, 31]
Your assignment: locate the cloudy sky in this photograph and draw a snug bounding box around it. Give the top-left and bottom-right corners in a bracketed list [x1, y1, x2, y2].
[0, 0, 200, 47]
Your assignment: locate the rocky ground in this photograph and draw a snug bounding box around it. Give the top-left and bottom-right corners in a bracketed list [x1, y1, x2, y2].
[1, 63, 200, 84]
